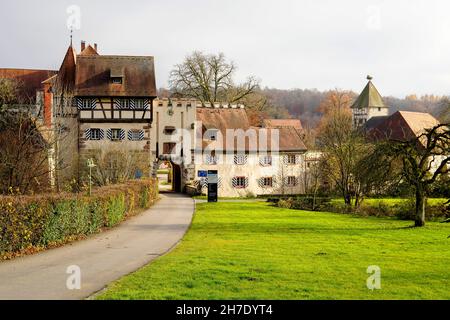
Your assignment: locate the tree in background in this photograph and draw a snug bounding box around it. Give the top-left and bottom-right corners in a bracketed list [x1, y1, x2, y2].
[0, 79, 50, 194]
[169, 51, 259, 107]
[317, 90, 358, 206]
[317, 90, 389, 208]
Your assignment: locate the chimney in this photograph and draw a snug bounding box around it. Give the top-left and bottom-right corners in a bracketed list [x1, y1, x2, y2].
[94, 43, 98, 52]
[81, 40, 86, 51]
[43, 83, 53, 128]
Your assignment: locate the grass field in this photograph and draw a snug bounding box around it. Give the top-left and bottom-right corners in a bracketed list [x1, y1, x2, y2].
[97, 202, 450, 300]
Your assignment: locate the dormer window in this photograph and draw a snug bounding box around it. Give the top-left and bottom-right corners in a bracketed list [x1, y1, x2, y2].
[206, 129, 218, 141]
[110, 67, 124, 84]
[111, 77, 122, 84]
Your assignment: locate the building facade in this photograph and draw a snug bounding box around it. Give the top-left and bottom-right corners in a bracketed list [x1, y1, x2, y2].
[1, 42, 318, 197]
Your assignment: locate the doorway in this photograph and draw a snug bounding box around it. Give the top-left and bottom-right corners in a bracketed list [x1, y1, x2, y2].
[156, 160, 182, 193]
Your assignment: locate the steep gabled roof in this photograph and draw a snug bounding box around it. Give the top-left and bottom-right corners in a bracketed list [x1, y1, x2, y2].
[75, 55, 157, 97]
[369, 111, 440, 142]
[196, 108, 307, 152]
[0, 68, 57, 103]
[351, 80, 386, 109]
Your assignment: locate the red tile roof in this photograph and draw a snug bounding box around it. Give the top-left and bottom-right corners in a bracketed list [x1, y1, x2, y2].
[263, 118, 303, 130]
[0, 68, 57, 102]
[369, 111, 440, 142]
[74, 55, 157, 97]
[197, 108, 307, 152]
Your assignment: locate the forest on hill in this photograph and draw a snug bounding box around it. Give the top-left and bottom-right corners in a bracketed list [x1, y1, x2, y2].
[262, 88, 449, 128]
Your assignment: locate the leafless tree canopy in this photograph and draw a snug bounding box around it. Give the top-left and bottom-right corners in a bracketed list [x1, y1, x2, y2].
[169, 51, 259, 106]
[384, 123, 450, 226]
[318, 90, 390, 208]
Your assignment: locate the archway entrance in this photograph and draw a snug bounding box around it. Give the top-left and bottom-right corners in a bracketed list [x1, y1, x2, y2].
[156, 160, 182, 193]
[171, 162, 182, 193]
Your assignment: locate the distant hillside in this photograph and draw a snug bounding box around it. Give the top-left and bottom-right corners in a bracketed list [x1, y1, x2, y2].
[263, 88, 447, 128]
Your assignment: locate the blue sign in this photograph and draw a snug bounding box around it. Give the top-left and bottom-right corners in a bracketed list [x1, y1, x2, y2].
[198, 170, 207, 178]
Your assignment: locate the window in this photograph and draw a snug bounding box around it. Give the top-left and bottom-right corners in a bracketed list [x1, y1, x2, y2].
[85, 128, 103, 140]
[128, 130, 144, 141]
[164, 126, 176, 135]
[111, 77, 122, 84]
[91, 128, 102, 140]
[261, 177, 273, 188]
[234, 154, 248, 165]
[259, 155, 272, 166]
[286, 176, 298, 187]
[233, 176, 248, 189]
[205, 154, 218, 165]
[378, 107, 381, 112]
[286, 155, 297, 165]
[77, 98, 96, 110]
[111, 129, 122, 141]
[206, 129, 218, 141]
[163, 142, 176, 155]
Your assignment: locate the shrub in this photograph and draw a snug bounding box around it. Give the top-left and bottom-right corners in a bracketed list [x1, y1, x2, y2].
[0, 179, 158, 258]
[276, 196, 331, 211]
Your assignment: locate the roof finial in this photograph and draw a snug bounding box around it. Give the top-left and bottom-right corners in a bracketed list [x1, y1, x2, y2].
[70, 27, 73, 46]
[367, 75, 373, 81]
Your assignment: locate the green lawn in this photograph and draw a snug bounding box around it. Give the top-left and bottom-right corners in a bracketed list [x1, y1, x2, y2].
[97, 202, 450, 300]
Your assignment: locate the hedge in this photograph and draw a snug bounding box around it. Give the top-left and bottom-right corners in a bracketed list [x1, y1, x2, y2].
[276, 196, 450, 221]
[0, 179, 158, 259]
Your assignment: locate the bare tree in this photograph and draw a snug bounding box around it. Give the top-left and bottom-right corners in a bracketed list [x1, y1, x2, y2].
[169, 51, 259, 106]
[384, 123, 450, 226]
[317, 90, 360, 206]
[88, 144, 149, 186]
[0, 79, 51, 194]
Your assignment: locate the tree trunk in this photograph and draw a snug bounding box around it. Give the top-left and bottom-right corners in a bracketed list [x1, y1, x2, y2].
[415, 188, 426, 227]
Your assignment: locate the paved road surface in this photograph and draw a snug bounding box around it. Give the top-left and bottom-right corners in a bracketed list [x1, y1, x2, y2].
[0, 193, 194, 300]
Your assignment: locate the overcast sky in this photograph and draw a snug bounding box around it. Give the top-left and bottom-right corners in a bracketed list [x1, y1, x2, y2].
[1, 0, 450, 97]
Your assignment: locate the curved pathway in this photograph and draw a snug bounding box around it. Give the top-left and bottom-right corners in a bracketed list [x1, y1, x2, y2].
[0, 193, 194, 300]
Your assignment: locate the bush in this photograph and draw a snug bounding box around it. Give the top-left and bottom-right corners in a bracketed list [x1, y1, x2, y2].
[277, 196, 331, 211]
[0, 179, 158, 258]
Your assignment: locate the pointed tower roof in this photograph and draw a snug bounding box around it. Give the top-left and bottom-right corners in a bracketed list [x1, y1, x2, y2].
[54, 45, 77, 92]
[351, 76, 386, 109]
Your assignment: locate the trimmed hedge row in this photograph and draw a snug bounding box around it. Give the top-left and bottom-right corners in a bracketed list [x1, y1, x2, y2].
[0, 179, 158, 258]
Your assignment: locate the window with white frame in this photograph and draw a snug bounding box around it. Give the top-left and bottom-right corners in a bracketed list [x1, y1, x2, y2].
[259, 155, 272, 166]
[234, 154, 248, 165]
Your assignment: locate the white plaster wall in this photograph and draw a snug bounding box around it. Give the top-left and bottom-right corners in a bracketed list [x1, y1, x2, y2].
[194, 153, 307, 197]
